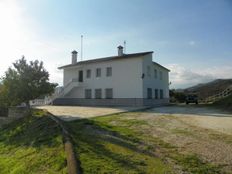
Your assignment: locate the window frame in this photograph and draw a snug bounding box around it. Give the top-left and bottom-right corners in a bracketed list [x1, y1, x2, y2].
[155, 89, 159, 99]
[160, 89, 164, 99]
[86, 69, 91, 79]
[147, 88, 152, 99]
[96, 68, 101, 77]
[106, 67, 112, 77]
[105, 88, 113, 99]
[95, 89, 102, 99]
[154, 69, 157, 79]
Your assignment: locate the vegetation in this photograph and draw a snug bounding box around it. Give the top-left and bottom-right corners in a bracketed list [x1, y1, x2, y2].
[213, 94, 232, 111]
[0, 109, 67, 174]
[0, 57, 57, 108]
[66, 113, 222, 173]
[170, 89, 186, 103]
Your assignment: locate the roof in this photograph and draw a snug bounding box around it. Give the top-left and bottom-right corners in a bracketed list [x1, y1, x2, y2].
[58, 51, 153, 69]
[153, 62, 170, 72]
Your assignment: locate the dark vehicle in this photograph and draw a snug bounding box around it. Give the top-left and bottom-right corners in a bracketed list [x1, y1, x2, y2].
[186, 94, 198, 104]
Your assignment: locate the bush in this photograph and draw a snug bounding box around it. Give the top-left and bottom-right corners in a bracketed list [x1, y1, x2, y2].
[0, 107, 8, 117]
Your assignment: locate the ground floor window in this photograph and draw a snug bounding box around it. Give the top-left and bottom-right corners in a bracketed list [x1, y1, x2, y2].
[155, 89, 159, 99]
[160, 89, 164, 99]
[105, 88, 113, 99]
[85, 89, 92, 99]
[147, 88, 152, 99]
[95, 89, 102, 99]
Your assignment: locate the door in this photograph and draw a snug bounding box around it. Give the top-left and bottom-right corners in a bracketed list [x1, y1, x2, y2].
[78, 70, 83, 82]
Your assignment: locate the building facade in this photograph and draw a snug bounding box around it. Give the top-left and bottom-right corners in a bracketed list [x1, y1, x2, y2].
[53, 46, 170, 106]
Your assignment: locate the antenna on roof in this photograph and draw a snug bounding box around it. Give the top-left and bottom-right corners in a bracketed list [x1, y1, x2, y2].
[123, 40, 126, 54]
[81, 35, 83, 61]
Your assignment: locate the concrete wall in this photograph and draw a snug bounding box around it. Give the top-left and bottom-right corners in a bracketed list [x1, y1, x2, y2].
[8, 107, 30, 118]
[53, 98, 169, 106]
[62, 56, 144, 99]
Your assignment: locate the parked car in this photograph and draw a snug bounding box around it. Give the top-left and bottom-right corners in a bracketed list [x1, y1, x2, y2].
[186, 94, 198, 104]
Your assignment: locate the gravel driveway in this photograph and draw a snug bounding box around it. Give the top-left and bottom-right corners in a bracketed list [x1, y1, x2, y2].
[37, 105, 146, 121]
[150, 105, 232, 135]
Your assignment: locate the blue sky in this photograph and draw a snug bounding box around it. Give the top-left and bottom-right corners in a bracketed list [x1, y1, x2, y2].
[0, 0, 231, 88]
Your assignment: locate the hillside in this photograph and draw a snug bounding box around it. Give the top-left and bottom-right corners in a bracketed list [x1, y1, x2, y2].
[184, 79, 232, 99]
[214, 94, 232, 111]
[0, 110, 67, 174]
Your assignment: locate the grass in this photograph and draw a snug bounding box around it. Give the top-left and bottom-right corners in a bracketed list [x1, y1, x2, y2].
[0, 109, 67, 174]
[67, 113, 223, 174]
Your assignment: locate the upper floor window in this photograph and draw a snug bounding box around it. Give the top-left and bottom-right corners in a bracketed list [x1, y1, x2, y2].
[159, 71, 163, 80]
[147, 66, 151, 77]
[105, 88, 113, 99]
[78, 70, 83, 82]
[154, 69, 157, 79]
[106, 67, 112, 77]
[96, 68, 101, 77]
[86, 69, 91, 78]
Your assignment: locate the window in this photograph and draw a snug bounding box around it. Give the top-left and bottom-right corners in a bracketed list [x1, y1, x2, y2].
[147, 66, 151, 77]
[155, 89, 159, 99]
[159, 71, 163, 80]
[85, 89, 92, 99]
[105, 88, 113, 99]
[147, 88, 152, 99]
[86, 69, 91, 78]
[154, 69, 157, 79]
[96, 68, 101, 77]
[95, 89, 102, 99]
[160, 89, 164, 99]
[106, 67, 112, 77]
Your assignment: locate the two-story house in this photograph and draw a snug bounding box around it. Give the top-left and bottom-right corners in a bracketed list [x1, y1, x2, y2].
[53, 46, 170, 106]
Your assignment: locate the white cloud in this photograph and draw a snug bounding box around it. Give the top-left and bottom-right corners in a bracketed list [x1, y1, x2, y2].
[166, 64, 232, 88]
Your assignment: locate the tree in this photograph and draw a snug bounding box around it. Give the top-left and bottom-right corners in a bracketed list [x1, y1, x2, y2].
[1, 57, 57, 108]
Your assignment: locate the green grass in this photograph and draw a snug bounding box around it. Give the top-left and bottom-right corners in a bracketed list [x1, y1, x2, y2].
[67, 113, 223, 174]
[0, 109, 67, 174]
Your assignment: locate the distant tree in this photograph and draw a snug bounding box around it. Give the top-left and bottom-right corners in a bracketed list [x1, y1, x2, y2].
[0, 57, 57, 108]
[169, 89, 186, 103]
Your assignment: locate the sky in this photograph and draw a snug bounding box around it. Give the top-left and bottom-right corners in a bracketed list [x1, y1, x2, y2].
[0, 0, 231, 88]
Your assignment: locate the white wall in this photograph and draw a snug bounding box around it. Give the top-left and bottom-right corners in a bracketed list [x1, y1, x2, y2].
[62, 57, 144, 98]
[142, 54, 169, 99]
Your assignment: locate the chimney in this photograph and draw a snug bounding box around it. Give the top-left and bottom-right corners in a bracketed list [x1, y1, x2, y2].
[71, 50, 78, 64]
[117, 45, 124, 56]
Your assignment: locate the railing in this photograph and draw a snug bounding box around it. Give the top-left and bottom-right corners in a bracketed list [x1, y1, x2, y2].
[54, 79, 83, 98]
[205, 85, 232, 103]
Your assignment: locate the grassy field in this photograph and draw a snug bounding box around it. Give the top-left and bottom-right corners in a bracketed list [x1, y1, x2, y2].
[0, 110, 67, 174]
[66, 112, 229, 174]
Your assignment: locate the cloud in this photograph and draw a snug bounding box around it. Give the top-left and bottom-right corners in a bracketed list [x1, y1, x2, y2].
[166, 64, 232, 88]
[188, 40, 196, 46]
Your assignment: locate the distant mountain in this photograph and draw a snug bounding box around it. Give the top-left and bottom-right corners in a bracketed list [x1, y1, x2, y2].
[183, 79, 232, 99]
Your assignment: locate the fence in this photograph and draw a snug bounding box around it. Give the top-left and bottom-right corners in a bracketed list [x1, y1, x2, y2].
[205, 85, 232, 103]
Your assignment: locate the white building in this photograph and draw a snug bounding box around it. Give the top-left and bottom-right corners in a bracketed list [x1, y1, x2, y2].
[53, 46, 170, 106]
